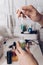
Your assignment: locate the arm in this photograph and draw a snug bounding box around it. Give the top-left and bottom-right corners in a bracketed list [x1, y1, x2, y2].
[39, 15, 43, 26]
[17, 5, 43, 26]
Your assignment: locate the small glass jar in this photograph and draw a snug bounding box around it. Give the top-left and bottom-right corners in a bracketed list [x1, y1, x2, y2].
[19, 39, 26, 50]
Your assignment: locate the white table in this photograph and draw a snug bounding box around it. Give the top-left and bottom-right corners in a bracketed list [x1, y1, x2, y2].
[0, 38, 43, 65]
[14, 33, 37, 40]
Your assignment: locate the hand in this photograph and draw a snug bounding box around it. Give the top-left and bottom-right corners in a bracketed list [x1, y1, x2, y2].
[15, 41, 38, 65]
[17, 5, 42, 22]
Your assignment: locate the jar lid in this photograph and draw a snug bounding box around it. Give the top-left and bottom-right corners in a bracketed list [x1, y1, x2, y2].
[19, 40, 26, 43]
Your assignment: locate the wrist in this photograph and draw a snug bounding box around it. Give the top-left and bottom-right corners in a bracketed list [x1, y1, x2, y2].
[39, 14, 43, 26]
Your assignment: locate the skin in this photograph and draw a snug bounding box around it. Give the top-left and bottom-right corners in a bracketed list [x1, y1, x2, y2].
[15, 41, 38, 65]
[16, 5, 43, 65]
[17, 5, 43, 26]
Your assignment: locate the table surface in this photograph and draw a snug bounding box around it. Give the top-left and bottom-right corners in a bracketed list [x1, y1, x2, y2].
[14, 33, 37, 40]
[0, 38, 43, 65]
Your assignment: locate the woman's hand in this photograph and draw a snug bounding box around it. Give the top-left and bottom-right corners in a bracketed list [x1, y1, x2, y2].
[17, 5, 42, 24]
[15, 41, 38, 65]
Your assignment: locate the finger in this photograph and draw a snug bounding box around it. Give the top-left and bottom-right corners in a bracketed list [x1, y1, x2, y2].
[17, 49, 21, 54]
[21, 13, 26, 18]
[26, 43, 29, 49]
[25, 11, 30, 16]
[25, 47, 31, 54]
[16, 9, 19, 14]
[22, 5, 32, 11]
[17, 10, 22, 17]
[22, 6, 29, 11]
[15, 49, 20, 56]
[16, 9, 26, 18]
[18, 11, 25, 18]
[16, 41, 25, 55]
[22, 6, 31, 17]
[16, 41, 21, 47]
[18, 11, 21, 17]
[22, 9, 31, 18]
[21, 14, 23, 17]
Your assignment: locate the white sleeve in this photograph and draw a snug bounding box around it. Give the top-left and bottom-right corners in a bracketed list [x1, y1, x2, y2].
[39, 28, 43, 41]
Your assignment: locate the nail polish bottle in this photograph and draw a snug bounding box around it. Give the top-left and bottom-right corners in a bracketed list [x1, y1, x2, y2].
[7, 51, 12, 64]
[12, 42, 18, 62]
[19, 40, 26, 50]
[12, 50, 18, 62]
